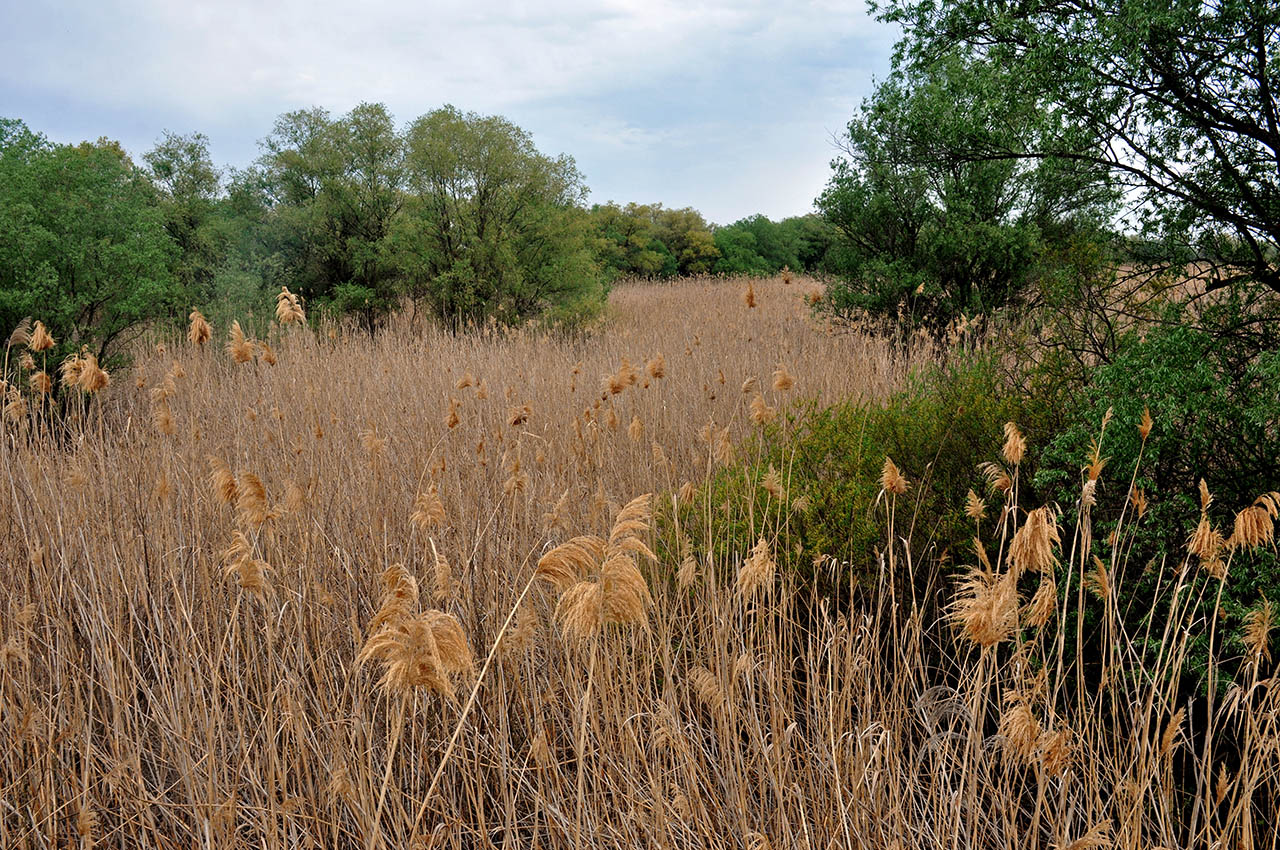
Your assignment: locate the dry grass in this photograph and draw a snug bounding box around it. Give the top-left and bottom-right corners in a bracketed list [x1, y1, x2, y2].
[1, 274, 1277, 848]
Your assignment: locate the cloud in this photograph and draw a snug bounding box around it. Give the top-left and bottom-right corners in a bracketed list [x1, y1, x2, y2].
[1, 0, 896, 220]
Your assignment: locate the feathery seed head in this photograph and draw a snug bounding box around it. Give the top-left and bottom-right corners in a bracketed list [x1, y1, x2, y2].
[1008, 506, 1060, 576]
[880, 457, 909, 496]
[1002, 422, 1026, 466]
[951, 562, 1018, 648]
[965, 489, 986, 522]
[188, 310, 212, 345]
[1243, 598, 1275, 663]
[771, 363, 794, 392]
[28, 321, 55, 352]
[227, 321, 255, 364]
[737, 537, 776, 598]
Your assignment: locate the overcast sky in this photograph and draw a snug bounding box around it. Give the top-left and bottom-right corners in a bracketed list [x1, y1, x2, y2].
[1, 0, 896, 224]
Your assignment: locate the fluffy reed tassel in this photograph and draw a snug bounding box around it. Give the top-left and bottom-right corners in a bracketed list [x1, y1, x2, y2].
[537, 536, 607, 593]
[60, 351, 86, 389]
[951, 560, 1018, 647]
[646, 354, 666, 379]
[540, 494, 655, 641]
[221, 534, 272, 597]
[371, 564, 419, 632]
[76, 352, 110, 392]
[880, 457, 909, 496]
[6, 318, 31, 349]
[965, 489, 986, 522]
[998, 691, 1041, 763]
[275, 286, 306, 324]
[1025, 572, 1057, 628]
[761, 466, 785, 501]
[188, 309, 212, 346]
[1001, 421, 1026, 466]
[737, 538, 776, 598]
[1243, 598, 1275, 664]
[771, 363, 794, 392]
[227, 321, 255, 364]
[411, 485, 447, 530]
[1008, 506, 1060, 576]
[1229, 493, 1279, 550]
[208, 456, 238, 505]
[235, 472, 279, 527]
[979, 461, 1013, 495]
[749, 393, 776, 425]
[28, 320, 55, 352]
[359, 610, 472, 699]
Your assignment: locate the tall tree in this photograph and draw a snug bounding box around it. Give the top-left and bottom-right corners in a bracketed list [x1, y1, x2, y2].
[394, 105, 603, 326]
[144, 131, 225, 304]
[876, 0, 1280, 292]
[256, 103, 404, 331]
[0, 119, 178, 365]
[818, 52, 1114, 329]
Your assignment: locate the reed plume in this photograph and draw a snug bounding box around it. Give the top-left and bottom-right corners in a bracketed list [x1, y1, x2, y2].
[28, 320, 55, 352]
[188, 309, 212, 345]
[227, 321, 255, 364]
[737, 537, 776, 598]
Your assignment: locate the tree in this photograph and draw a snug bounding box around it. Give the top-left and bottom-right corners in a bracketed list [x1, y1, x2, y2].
[652, 206, 719, 275]
[713, 215, 805, 275]
[394, 105, 603, 326]
[0, 119, 178, 367]
[256, 103, 405, 332]
[144, 131, 226, 305]
[589, 202, 676, 278]
[817, 52, 1114, 331]
[876, 0, 1280, 293]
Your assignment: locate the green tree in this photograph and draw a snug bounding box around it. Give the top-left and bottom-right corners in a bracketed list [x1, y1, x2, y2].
[818, 53, 1114, 331]
[653, 206, 719, 275]
[256, 103, 404, 332]
[0, 119, 178, 367]
[144, 131, 226, 305]
[713, 215, 804, 275]
[713, 225, 772, 275]
[876, 0, 1280, 294]
[589, 202, 676, 278]
[394, 105, 603, 326]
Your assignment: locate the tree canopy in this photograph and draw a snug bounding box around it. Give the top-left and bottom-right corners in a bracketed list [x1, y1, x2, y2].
[875, 0, 1280, 293]
[1, 119, 180, 365]
[817, 52, 1115, 330]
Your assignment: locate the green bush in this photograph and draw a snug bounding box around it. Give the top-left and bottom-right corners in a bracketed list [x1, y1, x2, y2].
[1035, 313, 1280, 682]
[666, 354, 1043, 595]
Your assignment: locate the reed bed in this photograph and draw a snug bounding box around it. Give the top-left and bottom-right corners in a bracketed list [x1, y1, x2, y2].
[1, 275, 1276, 848]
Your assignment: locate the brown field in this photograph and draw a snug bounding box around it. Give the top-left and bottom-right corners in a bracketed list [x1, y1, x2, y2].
[2, 275, 1276, 848]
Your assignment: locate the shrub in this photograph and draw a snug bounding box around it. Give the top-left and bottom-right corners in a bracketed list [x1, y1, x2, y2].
[1035, 314, 1280, 682]
[672, 353, 1043, 596]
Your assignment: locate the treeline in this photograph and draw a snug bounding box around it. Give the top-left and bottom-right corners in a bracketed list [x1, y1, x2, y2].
[0, 107, 831, 369]
[590, 203, 833, 279]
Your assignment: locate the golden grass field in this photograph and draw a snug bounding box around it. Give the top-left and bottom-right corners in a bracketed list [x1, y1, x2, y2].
[2, 275, 1277, 849]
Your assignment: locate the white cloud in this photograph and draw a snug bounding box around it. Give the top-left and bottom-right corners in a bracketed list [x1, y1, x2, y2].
[1, 0, 896, 220]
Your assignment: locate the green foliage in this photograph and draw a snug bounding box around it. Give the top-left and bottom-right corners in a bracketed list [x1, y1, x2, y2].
[878, 0, 1280, 295]
[0, 118, 179, 368]
[589, 202, 679, 279]
[684, 355, 1038, 591]
[254, 103, 405, 332]
[1035, 308, 1280, 682]
[818, 52, 1114, 333]
[143, 131, 227, 306]
[395, 106, 604, 327]
[712, 214, 810, 276]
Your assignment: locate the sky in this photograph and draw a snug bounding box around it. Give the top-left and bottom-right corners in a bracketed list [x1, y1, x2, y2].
[0, 0, 897, 225]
